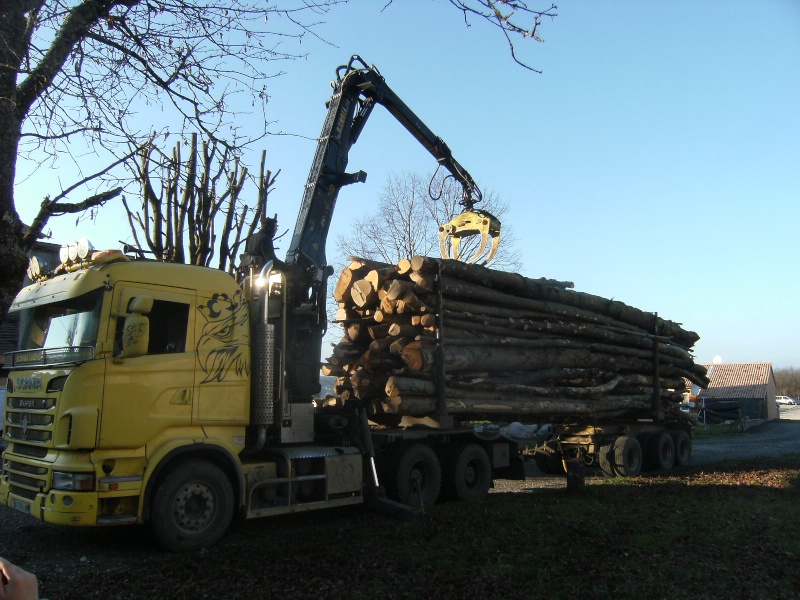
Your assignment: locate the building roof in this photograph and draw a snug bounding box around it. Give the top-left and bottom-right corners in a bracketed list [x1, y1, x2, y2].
[698, 362, 774, 400]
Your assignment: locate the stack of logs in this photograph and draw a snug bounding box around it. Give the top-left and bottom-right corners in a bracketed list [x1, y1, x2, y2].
[322, 256, 709, 426]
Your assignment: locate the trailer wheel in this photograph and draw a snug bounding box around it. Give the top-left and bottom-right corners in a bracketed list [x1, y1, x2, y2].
[388, 444, 441, 509]
[670, 430, 692, 466]
[442, 443, 492, 502]
[613, 435, 642, 477]
[647, 431, 675, 470]
[150, 460, 234, 552]
[637, 432, 655, 471]
[597, 438, 618, 477]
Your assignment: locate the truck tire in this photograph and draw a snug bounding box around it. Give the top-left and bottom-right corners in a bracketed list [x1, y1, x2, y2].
[387, 444, 441, 509]
[441, 443, 492, 502]
[597, 438, 618, 477]
[670, 430, 692, 466]
[150, 460, 234, 552]
[647, 431, 675, 470]
[613, 435, 642, 477]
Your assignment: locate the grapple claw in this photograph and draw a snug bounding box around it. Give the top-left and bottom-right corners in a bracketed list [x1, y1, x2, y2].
[438, 211, 501, 265]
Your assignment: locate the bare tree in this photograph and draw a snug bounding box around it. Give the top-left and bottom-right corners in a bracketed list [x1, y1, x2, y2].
[446, 0, 558, 72]
[123, 134, 279, 273]
[336, 171, 521, 271]
[775, 367, 800, 400]
[0, 0, 554, 322]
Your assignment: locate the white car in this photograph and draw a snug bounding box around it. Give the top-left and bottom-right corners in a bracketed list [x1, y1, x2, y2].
[776, 395, 797, 405]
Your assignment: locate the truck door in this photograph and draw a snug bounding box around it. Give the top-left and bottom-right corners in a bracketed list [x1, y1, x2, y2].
[100, 284, 196, 449]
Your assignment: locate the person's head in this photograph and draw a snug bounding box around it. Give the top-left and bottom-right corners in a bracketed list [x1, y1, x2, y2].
[263, 216, 277, 236]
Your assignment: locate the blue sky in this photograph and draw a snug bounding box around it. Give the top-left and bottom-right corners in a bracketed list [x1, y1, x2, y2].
[16, 1, 800, 368]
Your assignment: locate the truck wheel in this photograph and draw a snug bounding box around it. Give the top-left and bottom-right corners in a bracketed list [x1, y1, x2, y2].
[647, 431, 675, 470]
[613, 435, 642, 477]
[597, 438, 618, 477]
[388, 444, 441, 509]
[442, 443, 492, 502]
[150, 460, 234, 552]
[670, 430, 692, 466]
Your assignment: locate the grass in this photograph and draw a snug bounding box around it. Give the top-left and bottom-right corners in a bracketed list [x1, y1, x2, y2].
[692, 421, 747, 438]
[22, 453, 800, 600]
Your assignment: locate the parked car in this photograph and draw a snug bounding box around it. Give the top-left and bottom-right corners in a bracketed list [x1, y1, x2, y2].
[776, 395, 798, 405]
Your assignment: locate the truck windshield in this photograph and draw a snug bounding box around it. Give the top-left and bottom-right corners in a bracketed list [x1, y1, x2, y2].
[17, 288, 104, 351]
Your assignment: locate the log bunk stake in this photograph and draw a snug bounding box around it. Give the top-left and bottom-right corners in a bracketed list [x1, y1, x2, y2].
[323, 256, 709, 426]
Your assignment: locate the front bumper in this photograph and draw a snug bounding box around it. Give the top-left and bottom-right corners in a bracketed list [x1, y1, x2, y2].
[3, 483, 101, 526]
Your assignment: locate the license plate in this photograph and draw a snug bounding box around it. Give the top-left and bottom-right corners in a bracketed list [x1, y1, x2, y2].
[12, 498, 31, 514]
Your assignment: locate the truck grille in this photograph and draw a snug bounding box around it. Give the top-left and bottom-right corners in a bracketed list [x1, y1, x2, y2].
[4, 395, 55, 444]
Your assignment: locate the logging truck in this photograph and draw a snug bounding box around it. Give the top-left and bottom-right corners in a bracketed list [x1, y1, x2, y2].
[0, 57, 521, 551]
[0, 57, 700, 551]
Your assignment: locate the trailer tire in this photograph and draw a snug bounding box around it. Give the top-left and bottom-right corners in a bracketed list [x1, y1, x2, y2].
[597, 438, 618, 477]
[613, 435, 642, 477]
[647, 431, 675, 470]
[670, 430, 692, 466]
[441, 443, 492, 502]
[388, 444, 441, 509]
[637, 432, 655, 471]
[150, 459, 234, 552]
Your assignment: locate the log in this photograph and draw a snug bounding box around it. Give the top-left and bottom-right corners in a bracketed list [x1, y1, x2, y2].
[365, 267, 397, 291]
[413, 271, 699, 348]
[350, 279, 377, 307]
[333, 265, 367, 303]
[386, 374, 624, 399]
[367, 323, 393, 340]
[388, 322, 424, 338]
[382, 394, 658, 417]
[410, 255, 574, 291]
[386, 278, 415, 301]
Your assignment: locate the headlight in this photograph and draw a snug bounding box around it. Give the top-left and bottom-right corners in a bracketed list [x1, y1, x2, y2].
[52, 471, 95, 491]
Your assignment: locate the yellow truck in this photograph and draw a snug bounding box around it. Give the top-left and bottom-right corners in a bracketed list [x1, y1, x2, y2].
[0, 57, 521, 551]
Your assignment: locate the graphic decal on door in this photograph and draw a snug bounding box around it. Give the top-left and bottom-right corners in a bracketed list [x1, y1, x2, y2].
[197, 290, 250, 383]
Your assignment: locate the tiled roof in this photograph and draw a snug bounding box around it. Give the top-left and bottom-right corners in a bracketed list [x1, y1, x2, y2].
[697, 362, 774, 400]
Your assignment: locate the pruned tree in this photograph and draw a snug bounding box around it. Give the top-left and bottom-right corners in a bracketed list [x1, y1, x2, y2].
[123, 133, 279, 273]
[0, 0, 555, 323]
[336, 171, 521, 271]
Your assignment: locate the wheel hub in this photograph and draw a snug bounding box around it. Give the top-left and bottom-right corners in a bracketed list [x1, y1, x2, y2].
[173, 481, 216, 532]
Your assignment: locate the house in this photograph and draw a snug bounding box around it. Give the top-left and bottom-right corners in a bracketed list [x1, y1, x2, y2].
[697, 362, 778, 424]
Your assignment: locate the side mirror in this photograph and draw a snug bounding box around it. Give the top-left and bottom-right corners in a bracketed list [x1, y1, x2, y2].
[119, 296, 153, 360]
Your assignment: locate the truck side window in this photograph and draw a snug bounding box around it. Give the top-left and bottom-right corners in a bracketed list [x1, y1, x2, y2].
[113, 299, 189, 357]
[147, 300, 189, 355]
